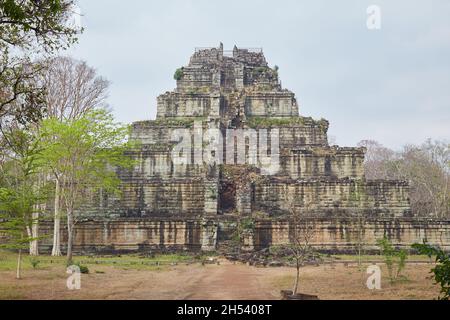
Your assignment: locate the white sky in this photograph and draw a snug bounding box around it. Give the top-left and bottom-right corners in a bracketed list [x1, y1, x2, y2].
[67, 0, 450, 150]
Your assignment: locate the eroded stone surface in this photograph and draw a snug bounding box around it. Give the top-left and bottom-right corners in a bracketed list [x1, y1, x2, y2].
[37, 44, 450, 253]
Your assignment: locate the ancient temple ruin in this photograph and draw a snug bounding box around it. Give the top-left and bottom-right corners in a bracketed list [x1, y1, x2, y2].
[40, 44, 450, 253]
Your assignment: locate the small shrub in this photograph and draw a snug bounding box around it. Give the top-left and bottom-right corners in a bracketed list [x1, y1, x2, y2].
[30, 257, 40, 269]
[72, 262, 89, 274]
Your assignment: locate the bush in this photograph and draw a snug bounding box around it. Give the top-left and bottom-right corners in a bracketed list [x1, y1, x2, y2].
[71, 262, 89, 274]
[173, 68, 184, 80]
[240, 217, 255, 231]
[30, 257, 40, 269]
[412, 242, 450, 300]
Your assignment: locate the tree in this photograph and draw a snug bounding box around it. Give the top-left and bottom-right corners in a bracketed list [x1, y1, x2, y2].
[40, 109, 133, 264]
[0, 0, 82, 125]
[0, 126, 48, 277]
[41, 56, 110, 256]
[357, 140, 396, 180]
[359, 139, 450, 218]
[43, 56, 110, 120]
[0, 0, 80, 51]
[398, 140, 450, 218]
[377, 237, 408, 283]
[0, 53, 47, 125]
[271, 199, 317, 297]
[286, 200, 316, 296]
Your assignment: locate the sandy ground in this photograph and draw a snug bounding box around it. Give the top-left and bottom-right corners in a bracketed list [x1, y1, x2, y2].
[0, 260, 441, 300]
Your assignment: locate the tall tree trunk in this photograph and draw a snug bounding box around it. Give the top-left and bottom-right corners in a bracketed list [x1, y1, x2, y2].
[16, 249, 22, 279]
[292, 260, 300, 295]
[29, 207, 39, 256]
[66, 207, 74, 265]
[51, 179, 62, 256]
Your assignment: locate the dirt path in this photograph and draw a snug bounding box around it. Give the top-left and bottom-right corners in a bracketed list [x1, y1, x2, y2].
[0, 262, 440, 300]
[181, 261, 277, 300]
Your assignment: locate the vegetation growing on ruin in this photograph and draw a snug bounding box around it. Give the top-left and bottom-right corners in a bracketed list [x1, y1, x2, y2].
[251, 66, 278, 80]
[186, 86, 210, 95]
[348, 180, 366, 203]
[150, 117, 205, 128]
[246, 116, 328, 131]
[173, 67, 184, 80]
[220, 164, 267, 186]
[240, 217, 255, 231]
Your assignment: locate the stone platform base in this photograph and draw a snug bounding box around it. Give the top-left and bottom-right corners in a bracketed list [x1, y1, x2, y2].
[35, 217, 450, 254]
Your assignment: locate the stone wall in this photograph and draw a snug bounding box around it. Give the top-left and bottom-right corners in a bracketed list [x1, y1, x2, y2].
[21, 44, 445, 256]
[157, 92, 212, 118]
[244, 92, 298, 117]
[253, 179, 410, 218]
[37, 219, 203, 253]
[254, 218, 450, 252]
[34, 217, 450, 254]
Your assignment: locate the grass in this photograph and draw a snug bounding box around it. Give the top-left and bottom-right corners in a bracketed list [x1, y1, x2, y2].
[0, 285, 26, 299]
[0, 250, 214, 272]
[329, 254, 432, 263]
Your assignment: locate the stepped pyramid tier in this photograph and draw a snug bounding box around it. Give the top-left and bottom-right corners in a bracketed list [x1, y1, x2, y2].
[119, 43, 410, 220]
[157, 43, 297, 120]
[37, 44, 450, 255]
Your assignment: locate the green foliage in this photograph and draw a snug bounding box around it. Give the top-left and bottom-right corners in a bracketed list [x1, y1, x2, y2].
[40, 109, 134, 198]
[72, 262, 89, 274]
[0, 0, 81, 51]
[0, 127, 49, 250]
[173, 67, 184, 80]
[348, 180, 366, 202]
[252, 66, 278, 80]
[252, 66, 267, 76]
[150, 117, 201, 128]
[240, 217, 255, 231]
[207, 185, 217, 200]
[38, 109, 134, 263]
[0, 53, 47, 124]
[29, 257, 40, 269]
[1, 1, 82, 124]
[246, 116, 328, 131]
[412, 242, 450, 300]
[377, 237, 408, 283]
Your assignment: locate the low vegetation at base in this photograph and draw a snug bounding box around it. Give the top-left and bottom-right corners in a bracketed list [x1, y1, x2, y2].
[412, 242, 450, 300]
[246, 116, 328, 132]
[0, 250, 216, 272]
[377, 237, 408, 283]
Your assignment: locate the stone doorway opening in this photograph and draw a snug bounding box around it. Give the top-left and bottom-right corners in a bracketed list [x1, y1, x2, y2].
[219, 181, 236, 214]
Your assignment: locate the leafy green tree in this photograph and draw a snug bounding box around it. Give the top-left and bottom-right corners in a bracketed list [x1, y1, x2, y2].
[40, 55, 110, 256]
[39, 109, 134, 264]
[412, 242, 450, 300]
[0, 0, 80, 50]
[0, 127, 48, 278]
[1, 0, 82, 125]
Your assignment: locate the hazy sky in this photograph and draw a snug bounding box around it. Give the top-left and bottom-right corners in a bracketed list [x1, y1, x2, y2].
[67, 0, 450, 150]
